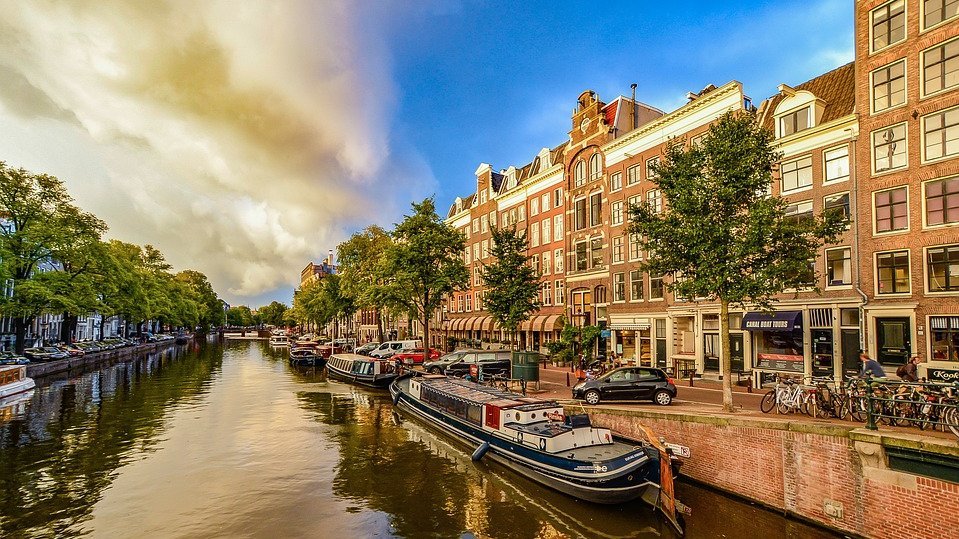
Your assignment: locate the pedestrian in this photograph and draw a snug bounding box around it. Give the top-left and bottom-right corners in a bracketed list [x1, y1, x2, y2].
[859, 351, 886, 378]
[896, 354, 921, 382]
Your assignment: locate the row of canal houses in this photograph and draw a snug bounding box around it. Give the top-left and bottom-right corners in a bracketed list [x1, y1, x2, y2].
[442, 0, 959, 387]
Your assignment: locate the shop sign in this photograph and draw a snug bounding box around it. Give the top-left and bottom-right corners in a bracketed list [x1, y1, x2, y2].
[601, 329, 611, 338]
[745, 320, 791, 329]
[928, 368, 959, 383]
[756, 353, 804, 373]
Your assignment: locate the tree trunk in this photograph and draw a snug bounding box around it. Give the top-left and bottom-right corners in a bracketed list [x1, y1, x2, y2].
[720, 299, 734, 413]
[13, 317, 29, 354]
[99, 316, 106, 341]
[376, 309, 383, 342]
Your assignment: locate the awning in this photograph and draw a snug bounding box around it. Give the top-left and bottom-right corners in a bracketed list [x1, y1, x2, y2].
[609, 316, 651, 331]
[519, 317, 537, 331]
[477, 316, 492, 331]
[465, 317, 480, 331]
[452, 318, 466, 331]
[742, 311, 802, 332]
[540, 314, 563, 332]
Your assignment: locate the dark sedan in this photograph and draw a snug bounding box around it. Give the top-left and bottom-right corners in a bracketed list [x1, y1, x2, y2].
[572, 367, 676, 406]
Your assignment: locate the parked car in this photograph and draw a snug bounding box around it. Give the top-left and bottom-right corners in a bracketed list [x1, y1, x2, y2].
[435, 350, 512, 378]
[0, 352, 30, 365]
[392, 348, 442, 365]
[369, 340, 422, 359]
[58, 343, 86, 357]
[354, 343, 378, 356]
[423, 350, 471, 374]
[572, 367, 677, 406]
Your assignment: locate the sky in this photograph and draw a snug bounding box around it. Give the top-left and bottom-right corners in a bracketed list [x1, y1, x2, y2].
[0, 0, 853, 307]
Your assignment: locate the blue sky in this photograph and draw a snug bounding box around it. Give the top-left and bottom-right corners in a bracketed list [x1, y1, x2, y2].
[380, 0, 853, 211]
[0, 1, 853, 306]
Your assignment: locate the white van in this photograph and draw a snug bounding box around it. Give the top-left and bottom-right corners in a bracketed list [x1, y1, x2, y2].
[369, 340, 422, 358]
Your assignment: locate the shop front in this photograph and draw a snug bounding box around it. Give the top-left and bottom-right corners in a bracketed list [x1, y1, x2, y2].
[609, 315, 650, 366]
[920, 315, 959, 382]
[743, 310, 804, 386]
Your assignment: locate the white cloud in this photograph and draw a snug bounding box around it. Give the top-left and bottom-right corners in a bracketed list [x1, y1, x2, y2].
[0, 0, 433, 304]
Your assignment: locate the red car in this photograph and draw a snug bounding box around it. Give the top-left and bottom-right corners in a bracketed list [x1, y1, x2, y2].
[393, 348, 442, 365]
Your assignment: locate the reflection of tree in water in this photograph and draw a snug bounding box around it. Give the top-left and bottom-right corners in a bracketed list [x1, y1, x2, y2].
[0, 344, 223, 537]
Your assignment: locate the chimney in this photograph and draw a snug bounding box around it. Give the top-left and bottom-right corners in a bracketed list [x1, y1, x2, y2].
[630, 83, 637, 130]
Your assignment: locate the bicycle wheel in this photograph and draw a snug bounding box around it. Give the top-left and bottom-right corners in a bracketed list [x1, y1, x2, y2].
[944, 406, 959, 439]
[832, 395, 849, 420]
[760, 391, 776, 413]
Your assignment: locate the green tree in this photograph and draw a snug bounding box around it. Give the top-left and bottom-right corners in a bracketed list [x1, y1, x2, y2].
[337, 225, 393, 341]
[226, 305, 255, 326]
[480, 226, 541, 349]
[175, 270, 222, 332]
[309, 274, 356, 338]
[628, 112, 846, 412]
[0, 163, 107, 352]
[257, 301, 289, 327]
[382, 198, 468, 350]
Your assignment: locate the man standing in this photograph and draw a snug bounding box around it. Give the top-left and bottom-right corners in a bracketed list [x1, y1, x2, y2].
[859, 351, 887, 378]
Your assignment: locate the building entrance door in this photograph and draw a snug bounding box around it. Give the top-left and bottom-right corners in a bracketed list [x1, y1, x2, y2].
[876, 317, 911, 366]
[841, 329, 860, 375]
[812, 329, 834, 376]
[730, 333, 744, 372]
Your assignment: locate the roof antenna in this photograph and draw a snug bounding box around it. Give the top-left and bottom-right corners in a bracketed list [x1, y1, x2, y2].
[630, 83, 637, 130]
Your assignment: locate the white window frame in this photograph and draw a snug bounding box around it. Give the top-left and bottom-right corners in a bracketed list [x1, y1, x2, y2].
[553, 215, 563, 242]
[870, 58, 908, 114]
[554, 248, 564, 274]
[778, 105, 813, 137]
[610, 172, 623, 192]
[542, 252, 551, 276]
[645, 156, 660, 180]
[612, 235, 624, 264]
[873, 185, 911, 236]
[611, 200, 624, 226]
[921, 175, 959, 229]
[541, 218, 551, 246]
[923, 243, 959, 295]
[920, 104, 959, 164]
[554, 279, 565, 305]
[920, 35, 959, 98]
[871, 122, 909, 175]
[530, 222, 539, 248]
[870, 0, 907, 54]
[530, 197, 539, 217]
[825, 246, 853, 289]
[541, 193, 550, 212]
[613, 272, 626, 302]
[875, 249, 912, 296]
[822, 145, 851, 185]
[921, 0, 959, 31]
[780, 155, 814, 193]
[627, 164, 641, 185]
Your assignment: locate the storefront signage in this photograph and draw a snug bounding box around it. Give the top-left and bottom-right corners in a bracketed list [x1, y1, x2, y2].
[745, 320, 791, 329]
[928, 368, 959, 383]
[756, 353, 804, 373]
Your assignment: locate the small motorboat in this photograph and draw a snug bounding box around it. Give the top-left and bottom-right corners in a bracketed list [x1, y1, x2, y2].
[0, 365, 36, 399]
[269, 335, 290, 347]
[390, 373, 689, 533]
[289, 346, 324, 367]
[326, 353, 399, 389]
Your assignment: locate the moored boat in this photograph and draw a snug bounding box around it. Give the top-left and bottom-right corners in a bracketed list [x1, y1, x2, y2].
[390, 373, 688, 533]
[269, 335, 290, 347]
[289, 346, 324, 367]
[0, 365, 36, 400]
[326, 353, 399, 389]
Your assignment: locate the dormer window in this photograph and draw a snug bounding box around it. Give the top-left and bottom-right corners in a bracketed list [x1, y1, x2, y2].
[780, 107, 811, 137]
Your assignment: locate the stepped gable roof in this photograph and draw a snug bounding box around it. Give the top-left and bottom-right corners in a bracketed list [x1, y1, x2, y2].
[758, 61, 855, 133]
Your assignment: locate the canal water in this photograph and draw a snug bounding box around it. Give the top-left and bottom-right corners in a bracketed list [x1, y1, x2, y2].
[0, 340, 837, 538]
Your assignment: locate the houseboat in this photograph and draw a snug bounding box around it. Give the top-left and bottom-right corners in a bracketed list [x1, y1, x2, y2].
[326, 353, 399, 389]
[390, 373, 688, 533]
[289, 346, 324, 367]
[0, 365, 36, 400]
[269, 334, 290, 347]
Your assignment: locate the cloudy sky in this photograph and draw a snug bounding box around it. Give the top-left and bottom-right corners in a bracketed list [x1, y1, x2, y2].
[0, 0, 852, 307]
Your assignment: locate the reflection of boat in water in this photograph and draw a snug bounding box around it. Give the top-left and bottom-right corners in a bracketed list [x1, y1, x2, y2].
[327, 354, 398, 389]
[0, 388, 34, 423]
[391, 374, 687, 534]
[1, 365, 35, 399]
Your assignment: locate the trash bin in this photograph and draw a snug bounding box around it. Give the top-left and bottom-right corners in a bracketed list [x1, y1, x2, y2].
[511, 351, 543, 382]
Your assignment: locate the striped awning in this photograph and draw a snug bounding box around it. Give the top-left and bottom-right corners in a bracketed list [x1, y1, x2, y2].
[452, 318, 466, 331]
[519, 317, 537, 331]
[476, 316, 492, 331]
[609, 316, 651, 331]
[465, 317, 481, 331]
[540, 314, 563, 332]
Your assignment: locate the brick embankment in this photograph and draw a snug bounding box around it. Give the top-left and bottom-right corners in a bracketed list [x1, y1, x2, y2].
[570, 404, 959, 539]
[26, 340, 181, 379]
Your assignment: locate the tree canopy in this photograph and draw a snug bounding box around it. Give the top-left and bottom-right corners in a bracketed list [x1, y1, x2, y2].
[480, 225, 541, 345]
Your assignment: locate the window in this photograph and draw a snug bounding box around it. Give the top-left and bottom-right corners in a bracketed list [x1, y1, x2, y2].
[928, 244, 959, 292]
[531, 254, 540, 275]
[930, 316, 959, 362]
[877, 250, 911, 294]
[646, 156, 660, 180]
[824, 192, 851, 221]
[650, 274, 664, 299]
[530, 198, 539, 217]
[923, 107, 959, 161]
[627, 194, 641, 211]
[472, 218, 479, 233]
[481, 214, 488, 233]
[590, 237, 603, 268]
[574, 160, 586, 187]
[481, 240, 489, 259]
[480, 190, 488, 204]
[589, 192, 602, 227]
[923, 38, 959, 95]
[464, 247, 470, 265]
[611, 200, 624, 226]
[875, 186, 909, 232]
[781, 156, 813, 191]
[589, 153, 602, 179]
[489, 210, 496, 227]
[473, 243, 480, 261]
[458, 295, 464, 312]
[613, 273, 626, 301]
[873, 123, 908, 172]
[541, 193, 550, 212]
[518, 205, 525, 221]
[554, 249, 564, 273]
[872, 60, 906, 112]
[542, 252, 551, 275]
[553, 188, 562, 208]
[541, 218, 551, 245]
[780, 107, 810, 136]
[627, 164, 641, 185]
[628, 234, 642, 261]
[871, 0, 906, 51]
[785, 201, 814, 225]
[926, 177, 959, 226]
[629, 270, 644, 301]
[610, 172, 622, 192]
[574, 198, 587, 230]
[575, 241, 588, 271]
[924, 0, 959, 29]
[826, 247, 852, 286]
[646, 189, 663, 214]
[542, 282, 552, 306]
[555, 280, 565, 305]
[690, 133, 706, 148]
[465, 293, 472, 312]
[824, 146, 850, 183]
[530, 222, 539, 247]
[553, 215, 563, 241]
[612, 236, 624, 263]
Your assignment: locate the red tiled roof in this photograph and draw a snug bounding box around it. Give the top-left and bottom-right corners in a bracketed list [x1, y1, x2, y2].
[603, 99, 619, 126]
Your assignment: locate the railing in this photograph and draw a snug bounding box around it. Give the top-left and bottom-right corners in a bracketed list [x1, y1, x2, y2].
[859, 377, 959, 437]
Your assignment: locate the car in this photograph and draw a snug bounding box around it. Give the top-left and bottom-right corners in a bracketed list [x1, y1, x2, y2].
[58, 344, 85, 357]
[571, 367, 677, 406]
[354, 343, 378, 356]
[369, 340, 422, 359]
[426, 350, 512, 378]
[0, 352, 30, 365]
[392, 348, 442, 365]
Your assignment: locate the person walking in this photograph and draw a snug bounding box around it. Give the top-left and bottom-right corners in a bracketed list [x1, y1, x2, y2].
[859, 351, 886, 378]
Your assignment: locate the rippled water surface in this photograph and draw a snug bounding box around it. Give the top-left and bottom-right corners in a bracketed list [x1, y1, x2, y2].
[0, 340, 836, 538]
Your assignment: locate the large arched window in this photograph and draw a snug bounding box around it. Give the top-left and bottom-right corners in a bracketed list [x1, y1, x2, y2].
[589, 153, 602, 180]
[574, 160, 586, 187]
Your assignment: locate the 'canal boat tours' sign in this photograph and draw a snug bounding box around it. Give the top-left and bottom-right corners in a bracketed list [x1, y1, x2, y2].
[756, 353, 804, 373]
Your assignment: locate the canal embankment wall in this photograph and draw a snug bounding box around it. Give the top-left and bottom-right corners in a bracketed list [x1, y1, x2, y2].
[570, 405, 959, 539]
[26, 340, 182, 379]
